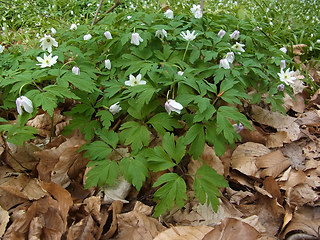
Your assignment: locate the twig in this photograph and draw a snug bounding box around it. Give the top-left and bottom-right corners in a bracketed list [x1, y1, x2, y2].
[91, 0, 105, 26]
[200, 0, 205, 12]
[94, 0, 120, 25]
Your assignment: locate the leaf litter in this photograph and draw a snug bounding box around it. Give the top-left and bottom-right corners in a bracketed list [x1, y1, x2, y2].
[1, 75, 320, 240]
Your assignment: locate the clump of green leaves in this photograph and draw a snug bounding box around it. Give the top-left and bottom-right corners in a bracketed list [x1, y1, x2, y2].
[0, 7, 291, 217]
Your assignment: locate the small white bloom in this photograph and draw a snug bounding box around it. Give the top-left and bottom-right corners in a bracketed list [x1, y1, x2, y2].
[127, 16, 132, 19]
[280, 60, 286, 69]
[277, 84, 285, 91]
[70, 23, 77, 30]
[83, 34, 92, 40]
[125, 74, 146, 87]
[105, 59, 111, 70]
[155, 29, 167, 39]
[280, 47, 287, 54]
[70, 10, 74, 15]
[16, 96, 33, 115]
[165, 99, 183, 115]
[164, 9, 174, 19]
[316, 39, 320, 44]
[72, 66, 80, 75]
[180, 30, 198, 41]
[36, 53, 58, 68]
[109, 102, 122, 115]
[226, 52, 235, 63]
[277, 68, 296, 85]
[233, 123, 244, 133]
[51, 27, 56, 35]
[232, 42, 245, 52]
[193, 10, 203, 19]
[218, 29, 226, 38]
[0, 45, 4, 53]
[104, 31, 112, 39]
[178, 71, 184, 76]
[230, 30, 240, 40]
[190, 4, 201, 14]
[131, 33, 143, 46]
[219, 58, 230, 69]
[39, 34, 58, 53]
[36, 33, 40, 38]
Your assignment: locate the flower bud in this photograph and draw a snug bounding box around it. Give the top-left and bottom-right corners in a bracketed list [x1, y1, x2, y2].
[16, 96, 33, 115]
[226, 52, 235, 63]
[83, 34, 92, 40]
[109, 102, 122, 115]
[104, 31, 112, 39]
[72, 66, 80, 75]
[105, 59, 111, 70]
[218, 29, 226, 38]
[164, 9, 174, 19]
[219, 58, 230, 69]
[230, 30, 240, 40]
[165, 99, 183, 115]
[280, 60, 286, 69]
[131, 33, 143, 46]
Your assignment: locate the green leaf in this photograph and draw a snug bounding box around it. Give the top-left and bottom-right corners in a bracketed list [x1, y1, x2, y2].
[96, 129, 119, 149]
[34, 92, 57, 116]
[66, 73, 97, 93]
[147, 113, 181, 135]
[162, 133, 186, 164]
[85, 160, 119, 188]
[184, 124, 205, 159]
[205, 122, 227, 156]
[153, 173, 187, 217]
[194, 165, 228, 212]
[190, 49, 200, 64]
[119, 121, 150, 151]
[96, 110, 113, 129]
[3, 124, 38, 146]
[120, 156, 149, 191]
[147, 146, 176, 172]
[80, 141, 113, 161]
[43, 85, 80, 100]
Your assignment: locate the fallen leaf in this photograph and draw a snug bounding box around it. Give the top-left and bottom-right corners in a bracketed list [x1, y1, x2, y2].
[281, 143, 305, 170]
[266, 131, 291, 148]
[0, 206, 9, 237]
[99, 200, 123, 239]
[154, 225, 213, 240]
[67, 215, 97, 240]
[98, 176, 131, 204]
[292, 44, 307, 55]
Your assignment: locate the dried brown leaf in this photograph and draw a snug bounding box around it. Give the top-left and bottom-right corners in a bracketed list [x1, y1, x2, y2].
[281, 143, 305, 170]
[67, 215, 97, 240]
[0, 206, 9, 237]
[154, 225, 213, 240]
[266, 131, 291, 148]
[100, 200, 123, 239]
[292, 44, 307, 55]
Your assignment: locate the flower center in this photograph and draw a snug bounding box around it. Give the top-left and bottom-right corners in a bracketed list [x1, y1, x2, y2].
[46, 38, 51, 42]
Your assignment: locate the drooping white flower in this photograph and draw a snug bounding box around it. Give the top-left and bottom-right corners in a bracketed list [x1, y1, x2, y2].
[219, 58, 230, 69]
[72, 66, 80, 75]
[226, 52, 235, 63]
[104, 31, 112, 39]
[232, 42, 245, 52]
[233, 123, 244, 133]
[191, 4, 202, 18]
[164, 9, 174, 19]
[178, 71, 184, 76]
[280, 60, 286, 69]
[155, 29, 167, 39]
[180, 30, 198, 41]
[51, 27, 56, 35]
[39, 34, 58, 53]
[277, 68, 296, 85]
[70, 23, 77, 30]
[230, 30, 240, 40]
[36, 53, 58, 68]
[16, 96, 33, 115]
[218, 29, 226, 38]
[165, 99, 183, 115]
[125, 74, 146, 87]
[280, 47, 287, 53]
[105, 59, 111, 70]
[0, 45, 4, 53]
[131, 33, 143, 46]
[83, 34, 92, 40]
[109, 102, 122, 115]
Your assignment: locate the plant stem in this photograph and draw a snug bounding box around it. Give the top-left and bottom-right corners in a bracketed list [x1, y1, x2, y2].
[182, 41, 190, 61]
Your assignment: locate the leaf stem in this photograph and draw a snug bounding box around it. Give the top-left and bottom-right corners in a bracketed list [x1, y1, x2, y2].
[182, 41, 190, 61]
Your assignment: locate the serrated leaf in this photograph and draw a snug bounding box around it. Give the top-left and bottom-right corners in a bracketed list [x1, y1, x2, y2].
[120, 156, 148, 191]
[96, 110, 113, 129]
[34, 92, 57, 116]
[184, 124, 205, 159]
[119, 121, 150, 151]
[80, 141, 112, 161]
[67, 73, 97, 92]
[43, 85, 80, 100]
[205, 122, 227, 156]
[96, 129, 119, 149]
[162, 133, 186, 164]
[5, 125, 38, 146]
[147, 146, 176, 172]
[147, 112, 181, 135]
[153, 173, 187, 217]
[85, 160, 119, 188]
[194, 165, 228, 212]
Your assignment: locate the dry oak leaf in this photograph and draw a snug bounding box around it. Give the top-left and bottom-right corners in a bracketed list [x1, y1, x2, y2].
[154, 225, 214, 240]
[67, 215, 97, 240]
[266, 131, 291, 148]
[231, 142, 270, 177]
[292, 44, 307, 55]
[0, 206, 9, 238]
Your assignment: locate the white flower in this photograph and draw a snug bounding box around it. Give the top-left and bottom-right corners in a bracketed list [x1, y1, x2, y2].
[280, 60, 286, 69]
[51, 27, 56, 35]
[190, 4, 201, 14]
[280, 47, 287, 54]
[72, 66, 80, 75]
[83, 34, 92, 40]
[277, 84, 285, 91]
[16, 96, 33, 115]
[218, 29, 226, 38]
[0, 45, 4, 53]
[226, 52, 235, 63]
[109, 102, 122, 115]
[131, 33, 143, 46]
[105, 59, 111, 70]
[39, 34, 58, 53]
[36, 53, 58, 68]
[165, 99, 183, 115]
[178, 71, 184, 76]
[316, 39, 320, 44]
[104, 31, 112, 39]
[219, 59, 230, 69]
[232, 42, 245, 52]
[125, 74, 146, 87]
[164, 9, 174, 19]
[155, 29, 167, 39]
[233, 123, 244, 133]
[230, 30, 240, 40]
[70, 23, 77, 30]
[180, 30, 198, 41]
[127, 16, 132, 19]
[277, 68, 296, 85]
[193, 10, 203, 19]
